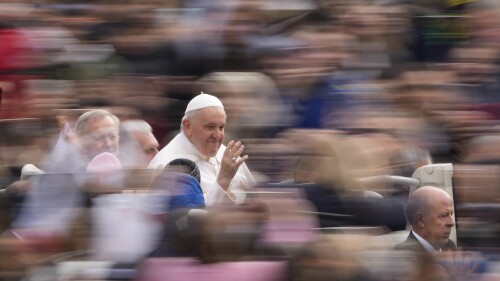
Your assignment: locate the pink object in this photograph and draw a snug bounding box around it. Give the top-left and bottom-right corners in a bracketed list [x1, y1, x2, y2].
[136, 258, 288, 281]
[261, 220, 317, 243]
[87, 152, 122, 173]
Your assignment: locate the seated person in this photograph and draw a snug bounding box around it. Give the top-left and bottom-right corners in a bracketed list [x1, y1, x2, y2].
[148, 93, 256, 205]
[396, 185, 456, 253]
[87, 158, 203, 263]
[273, 153, 406, 231]
[148, 201, 268, 261]
[394, 186, 489, 278]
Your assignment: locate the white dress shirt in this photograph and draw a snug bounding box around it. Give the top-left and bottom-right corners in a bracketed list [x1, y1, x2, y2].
[412, 230, 440, 254]
[148, 132, 255, 205]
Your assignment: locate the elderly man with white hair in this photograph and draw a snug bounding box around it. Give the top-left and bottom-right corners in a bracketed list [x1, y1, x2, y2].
[148, 93, 255, 205]
[120, 119, 160, 167]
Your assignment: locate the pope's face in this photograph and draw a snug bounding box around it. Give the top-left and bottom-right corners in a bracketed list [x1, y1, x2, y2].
[184, 107, 226, 158]
[80, 116, 120, 161]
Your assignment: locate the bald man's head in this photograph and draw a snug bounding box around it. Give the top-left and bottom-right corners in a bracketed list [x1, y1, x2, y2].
[406, 186, 455, 249]
[407, 187, 441, 225]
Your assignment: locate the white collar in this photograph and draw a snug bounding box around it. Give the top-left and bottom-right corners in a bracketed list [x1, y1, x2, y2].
[412, 230, 440, 254]
[180, 132, 218, 165]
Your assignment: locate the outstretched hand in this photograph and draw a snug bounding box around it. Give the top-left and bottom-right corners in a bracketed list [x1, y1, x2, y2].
[217, 140, 249, 191]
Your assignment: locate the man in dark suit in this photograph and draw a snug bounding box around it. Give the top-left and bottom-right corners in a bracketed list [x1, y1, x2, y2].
[396, 185, 456, 253]
[395, 186, 492, 279]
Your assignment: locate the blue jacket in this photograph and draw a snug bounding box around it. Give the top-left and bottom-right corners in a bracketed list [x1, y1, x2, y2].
[150, 172, 205, 212]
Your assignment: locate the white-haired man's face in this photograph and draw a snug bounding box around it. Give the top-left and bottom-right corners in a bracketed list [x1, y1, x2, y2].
[132, 130, 159, 162]
[80, 116, 120, 160]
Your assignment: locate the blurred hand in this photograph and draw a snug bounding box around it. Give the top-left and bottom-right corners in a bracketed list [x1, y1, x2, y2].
[437, 249, 484, 277]
[217, 140, 248, 191]
[5, 180, 32, 195]
[56, 115, 77, 143]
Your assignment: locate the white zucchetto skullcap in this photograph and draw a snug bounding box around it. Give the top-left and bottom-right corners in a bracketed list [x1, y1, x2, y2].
[185, 92, 224, 114]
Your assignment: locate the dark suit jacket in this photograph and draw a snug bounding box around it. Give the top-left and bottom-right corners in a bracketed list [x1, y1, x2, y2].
[395, 232, 459, 280]
[395, 231, 457, 252]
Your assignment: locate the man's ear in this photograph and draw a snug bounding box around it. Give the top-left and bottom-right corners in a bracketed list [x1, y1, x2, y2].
[182, 119, 192, 137]
[416, 212, 425, 228]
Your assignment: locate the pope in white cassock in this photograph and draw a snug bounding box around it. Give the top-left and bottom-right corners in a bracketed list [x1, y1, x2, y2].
[148, 93, 256, 205]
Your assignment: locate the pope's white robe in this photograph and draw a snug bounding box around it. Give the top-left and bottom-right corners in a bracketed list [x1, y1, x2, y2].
[148, 132, 255, 205]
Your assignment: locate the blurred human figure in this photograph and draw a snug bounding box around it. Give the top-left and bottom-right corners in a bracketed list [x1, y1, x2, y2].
[0, 6, 39, 119]
[54, 111, 160, 170]
[396, 186, 456, 253]
[290, 235, 370, 281]
[152, 158, 205, 212]
[396, 186, 488, 279]
[147, 159, 206, 258]
[198, 72, 291, 139]
[289, 132, 406, 230]
[389, 145, 433, 199]
[120, 119, 159, 167]
[0, 164, 45, 229]
[5, 111, 121, 264]
[148, 200, 268, 261]
[466, 0, 500, 44]
[74, 109, 120, 163]
[149, 93, 255, 205]
[448, 45, 500, 121]
[40, 109, 121, 173]
[147, 208, 208, 258]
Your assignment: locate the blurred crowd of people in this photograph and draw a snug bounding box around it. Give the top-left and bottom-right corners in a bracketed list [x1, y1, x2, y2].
[1, 0, 500, 280]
